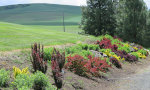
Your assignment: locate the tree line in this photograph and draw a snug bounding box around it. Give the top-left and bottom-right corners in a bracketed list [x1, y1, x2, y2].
[81, 0, 150, 47]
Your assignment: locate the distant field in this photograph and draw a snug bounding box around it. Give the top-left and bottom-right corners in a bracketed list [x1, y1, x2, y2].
[0, 4, 82, 26]
[0, 22, 90, 51]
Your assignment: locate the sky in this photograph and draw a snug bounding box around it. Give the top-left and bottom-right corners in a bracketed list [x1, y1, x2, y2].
[0, 0, 149, 9]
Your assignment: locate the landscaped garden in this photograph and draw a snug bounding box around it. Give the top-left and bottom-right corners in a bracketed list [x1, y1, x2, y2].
[0, 34, 149, 90]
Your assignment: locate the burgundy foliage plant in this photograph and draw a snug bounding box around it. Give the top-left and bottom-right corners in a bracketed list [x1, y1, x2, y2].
[31, 43, 47, 73]
[51, 48, 65, 89]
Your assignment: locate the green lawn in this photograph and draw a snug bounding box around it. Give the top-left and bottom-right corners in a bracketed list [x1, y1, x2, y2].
[0, 22, 91, 51]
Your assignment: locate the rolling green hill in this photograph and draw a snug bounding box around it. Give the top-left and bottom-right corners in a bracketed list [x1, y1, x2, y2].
[0, 22, 92, 51]
[0, 4, 82, 25]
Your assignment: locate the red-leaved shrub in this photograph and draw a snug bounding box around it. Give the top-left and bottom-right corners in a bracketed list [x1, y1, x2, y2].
[65, 55, 87, 76]
[31, 43, 47, 73]
[84, 55, 111, 77]
[65, 55, 111, 77]
[97, 38, 118, 51]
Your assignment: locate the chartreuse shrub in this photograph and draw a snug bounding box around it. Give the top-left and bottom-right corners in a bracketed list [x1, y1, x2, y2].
[130, 52, 140, 59]
[44, 47, 54, 61]
[0, 69, 10, 87]
[78, 43, 100, 51]
[104, 34, 113, 40]
[11, 74, 32, 89]
[138, 49, 148, 56]
[66, 50, 93, 60]
[131, 52, 146, 59]
[78, 43, 88, 50]
[13, 66, 29, 78]
[65, 45, 82, 55]
[32, 71, 57, 90]
[88, 44, 100, 51]
[118, 46, 131, 53]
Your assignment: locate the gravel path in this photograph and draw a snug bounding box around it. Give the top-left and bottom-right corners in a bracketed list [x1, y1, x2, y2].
[114, 65, 150, 90]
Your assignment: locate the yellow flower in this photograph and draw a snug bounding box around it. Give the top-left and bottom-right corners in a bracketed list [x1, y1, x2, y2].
[133, 47, 138, 50]
[122, 58, 125, 61]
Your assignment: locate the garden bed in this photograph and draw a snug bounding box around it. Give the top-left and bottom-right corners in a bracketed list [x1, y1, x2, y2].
[0, 34, 149, 90]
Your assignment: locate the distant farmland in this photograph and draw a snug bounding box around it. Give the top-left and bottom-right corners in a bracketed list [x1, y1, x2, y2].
[0, 4, 82, 25]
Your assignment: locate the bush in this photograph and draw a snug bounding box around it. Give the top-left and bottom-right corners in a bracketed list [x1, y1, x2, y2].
[32, 71, 49, 90]
[88, 44, 100, 51]
[68, 50, 93, 59]
[13, 66, 29, 78]
[130, 52, 139, 59]
[118, 46, 131, 53]
[31, 43, 47, 73]
[109, 57, 122, 69]
[65, 55, 87, 76]
[138, 49, 148, 56]
[97, 38, 118, 51]
[12, 74, 32, 89]
[51, 48, 65, 89]
[44, 47, 54, 61]
[84, 56, 111, 77]
[65, 55, 111, 77]
[0, 69, 10, 87]
[114, 50, 138, 62]
[18, 86, 30, 90]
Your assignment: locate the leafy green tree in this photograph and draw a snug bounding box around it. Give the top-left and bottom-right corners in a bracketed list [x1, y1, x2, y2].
[116, 0, 147, 44]
[81, 0, 116, 36]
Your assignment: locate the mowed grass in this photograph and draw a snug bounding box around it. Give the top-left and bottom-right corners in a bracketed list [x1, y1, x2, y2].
[0, 22, 90, 51]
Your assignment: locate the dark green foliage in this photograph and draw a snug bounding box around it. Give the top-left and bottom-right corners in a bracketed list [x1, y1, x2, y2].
[32, 71, 50, 90]
[0, 69, 10, 87]
[143, 10, 150, 47]
[116, 0, 147, 44]
[81, 0, 116, 36]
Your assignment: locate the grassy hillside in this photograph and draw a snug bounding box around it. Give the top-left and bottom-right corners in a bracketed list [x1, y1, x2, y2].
[0, 22, 89, 51]
[0, 4, 82, 25]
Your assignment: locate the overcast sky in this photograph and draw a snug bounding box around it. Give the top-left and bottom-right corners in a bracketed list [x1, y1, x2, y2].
[0, 0, 150, 9]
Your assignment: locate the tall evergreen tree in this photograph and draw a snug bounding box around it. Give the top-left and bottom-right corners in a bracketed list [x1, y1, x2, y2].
[81, 0, 116, 36]
[143, 10, 150, 47]
[116, 0, 147, 44]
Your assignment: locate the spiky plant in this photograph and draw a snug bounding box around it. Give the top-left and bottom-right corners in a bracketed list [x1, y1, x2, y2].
[31, 43, 47, 74]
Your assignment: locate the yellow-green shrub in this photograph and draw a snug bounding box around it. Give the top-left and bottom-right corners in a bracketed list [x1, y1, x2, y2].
[13, 66, 29, 78]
